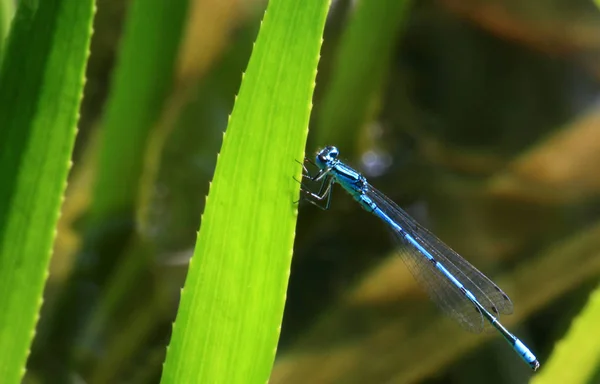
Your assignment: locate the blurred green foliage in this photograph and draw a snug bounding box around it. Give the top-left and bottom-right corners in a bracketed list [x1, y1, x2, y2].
[0, 0, 599, 383]
[0, 0, 14, 55]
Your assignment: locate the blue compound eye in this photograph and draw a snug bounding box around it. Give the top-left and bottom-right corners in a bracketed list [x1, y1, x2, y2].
[326, 146, 339, 159]
[316, 146, 339, 166]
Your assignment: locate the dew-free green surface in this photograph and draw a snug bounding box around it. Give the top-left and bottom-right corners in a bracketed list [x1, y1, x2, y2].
[160, 0, 330, 382]
[316, 0, 410, 152]
[0, 0, 14, 55]
[53, 1, 190, 375]
[0, 0, 95, 381]
[531, 283, 600, 384]
[91, 0, 189, 222]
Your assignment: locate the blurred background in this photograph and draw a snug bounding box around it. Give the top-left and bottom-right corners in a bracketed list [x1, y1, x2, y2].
[22, 0, 600, 382]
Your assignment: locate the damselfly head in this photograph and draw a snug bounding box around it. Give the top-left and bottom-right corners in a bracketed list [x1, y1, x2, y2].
[316, 146, 339, 169]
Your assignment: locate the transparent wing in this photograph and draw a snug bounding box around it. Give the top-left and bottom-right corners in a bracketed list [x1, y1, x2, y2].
[367, 185, 513, 330]
[392, 230, 485, 333]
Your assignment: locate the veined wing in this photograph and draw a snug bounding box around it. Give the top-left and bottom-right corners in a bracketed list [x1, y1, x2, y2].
[367, 185, 513, 332]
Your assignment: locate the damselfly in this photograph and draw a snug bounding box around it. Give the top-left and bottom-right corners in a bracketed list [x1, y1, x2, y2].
[297, 146, 539, 371]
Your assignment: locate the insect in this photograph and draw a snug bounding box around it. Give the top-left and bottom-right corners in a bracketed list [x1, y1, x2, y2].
[297, 146, 539, 370]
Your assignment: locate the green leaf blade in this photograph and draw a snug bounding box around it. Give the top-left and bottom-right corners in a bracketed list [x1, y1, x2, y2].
[91, 0, 190, 222]
[316, 0, 410, 152]
[0, 0, 14, 57]
[0, 0, 95, 381]
[531, 283, 600, 384]
[161, 1, 330, 383]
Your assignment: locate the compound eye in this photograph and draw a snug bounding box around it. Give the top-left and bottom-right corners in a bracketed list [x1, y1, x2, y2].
[328, 146, 339, 159]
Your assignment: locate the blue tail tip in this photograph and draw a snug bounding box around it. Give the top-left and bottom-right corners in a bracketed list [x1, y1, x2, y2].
[531, 359, 540, 371]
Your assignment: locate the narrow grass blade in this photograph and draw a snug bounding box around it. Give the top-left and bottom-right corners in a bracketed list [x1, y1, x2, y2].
[0, 0, 95, 381]
[531, 283, 600, 384]
[91, 0, 190, 222]
[35, 1, 190, 375]
[160, 0, 330, 383]
[0, 0, 14, 56]
[316, 0, 410, 152]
